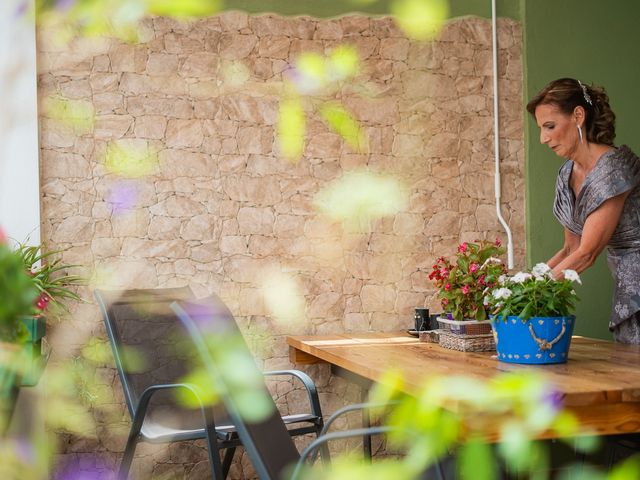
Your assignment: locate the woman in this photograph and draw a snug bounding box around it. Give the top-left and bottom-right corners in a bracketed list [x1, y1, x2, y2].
[527, 78, 640, 344]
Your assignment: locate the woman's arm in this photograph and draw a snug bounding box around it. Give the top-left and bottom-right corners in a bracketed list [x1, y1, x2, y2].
[551, 190, 630, 278]
[547, 228, 581, 269]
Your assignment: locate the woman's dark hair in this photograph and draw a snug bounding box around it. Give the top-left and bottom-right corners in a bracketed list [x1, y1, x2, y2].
[526, 78, 616, 146]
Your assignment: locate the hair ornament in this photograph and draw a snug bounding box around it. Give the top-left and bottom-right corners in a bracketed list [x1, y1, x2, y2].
[577, 80, 593, 106]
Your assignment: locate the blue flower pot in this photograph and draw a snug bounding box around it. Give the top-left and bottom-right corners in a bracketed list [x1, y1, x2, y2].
[491, 315, 576, 364]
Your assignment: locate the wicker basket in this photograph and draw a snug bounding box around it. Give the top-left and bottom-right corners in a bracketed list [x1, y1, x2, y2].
[437, 330, 495, 352]
[437, 317, 492, 335]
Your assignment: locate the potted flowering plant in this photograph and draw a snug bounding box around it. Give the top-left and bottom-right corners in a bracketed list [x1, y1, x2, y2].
[429, 239, 507, 323]
[486, 263, 580, 364]
[14, 241, 84, 386]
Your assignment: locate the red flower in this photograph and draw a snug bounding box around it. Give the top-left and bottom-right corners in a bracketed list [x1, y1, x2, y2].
[469, 263, 479, 273]
[444, 283, 451, 291]
[461, 285, 470, 295]
[35, 293, 50, 311]
[495, 237, 502, 247]
[441, 298, 449, 306]
[457, 242, 468, 253]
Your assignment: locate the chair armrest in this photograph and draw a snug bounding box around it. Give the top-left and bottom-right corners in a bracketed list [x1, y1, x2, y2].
[131, 383, 207, 432]
[290, 426, 398, 480]
[263, 370, 323, 420]
[320, 401, 400, 437]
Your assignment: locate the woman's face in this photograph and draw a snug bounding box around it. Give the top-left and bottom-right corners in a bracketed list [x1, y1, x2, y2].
[534, 103, 579, 159]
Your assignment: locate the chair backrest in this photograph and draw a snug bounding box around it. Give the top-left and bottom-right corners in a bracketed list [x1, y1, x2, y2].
[172, 295, 301, 480]
[94, 287, 208, 430]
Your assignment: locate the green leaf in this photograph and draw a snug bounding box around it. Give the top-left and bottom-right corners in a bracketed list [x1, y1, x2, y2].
[278, 96, 306, 161]
[458, 438, 496, 480]
[390, 0, 450, 41]
[319, 102, 368, 152]
[145, 0, 221, 18]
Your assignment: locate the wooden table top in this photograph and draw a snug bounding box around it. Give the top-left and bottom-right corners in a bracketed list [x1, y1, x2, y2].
[288, 331, 640, 436]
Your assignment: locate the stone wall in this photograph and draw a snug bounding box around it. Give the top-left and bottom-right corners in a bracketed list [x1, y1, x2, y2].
[37, 11, 524, 478]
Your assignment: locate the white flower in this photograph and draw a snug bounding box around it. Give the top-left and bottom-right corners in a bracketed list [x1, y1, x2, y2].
[492, 287, 513, 300]
[498, 275, 507, 285]
[481, 256, 503, 268]
[532, 262, 551, 279]
[511, 272, 532, 284]
[562, 269, 582, 284]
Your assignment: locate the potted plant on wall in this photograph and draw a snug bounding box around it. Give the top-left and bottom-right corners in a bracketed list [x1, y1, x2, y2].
[429, 238, 507, 335]
[15, 241, 84, 385]
[486, 263, 580, 364]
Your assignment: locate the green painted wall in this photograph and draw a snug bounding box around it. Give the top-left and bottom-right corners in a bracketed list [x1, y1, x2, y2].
[523, 1, 640, 339]
[225, 0, 521, 20]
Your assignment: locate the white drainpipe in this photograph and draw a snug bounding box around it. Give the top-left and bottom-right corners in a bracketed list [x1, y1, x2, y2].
[491, 0, 514, 269]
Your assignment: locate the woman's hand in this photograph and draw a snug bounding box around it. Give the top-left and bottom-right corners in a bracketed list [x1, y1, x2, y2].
[550, 190, 631, 277]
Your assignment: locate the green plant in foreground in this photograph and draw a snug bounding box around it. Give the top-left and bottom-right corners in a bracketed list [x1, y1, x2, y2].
[0, 229, 38, 342]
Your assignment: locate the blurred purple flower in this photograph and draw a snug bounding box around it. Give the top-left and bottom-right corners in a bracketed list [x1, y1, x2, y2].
[53, 459, 115, 480]
[55, 0, 77, 12]
[285, 67, 321, 95]
[14, 1, 28, 17]
[541, 387, 564, 413]
[13, 438, 35, 464]
[106, 181, 138, 214]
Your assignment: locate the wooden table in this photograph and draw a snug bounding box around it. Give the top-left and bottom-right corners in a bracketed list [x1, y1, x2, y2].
[288, 332, 640, 437]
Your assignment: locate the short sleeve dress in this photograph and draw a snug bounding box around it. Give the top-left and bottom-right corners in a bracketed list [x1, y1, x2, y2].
[553, 145, 640, 343]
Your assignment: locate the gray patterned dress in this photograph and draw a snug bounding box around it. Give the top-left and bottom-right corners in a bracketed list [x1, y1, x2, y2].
[553, 145, 640, 344]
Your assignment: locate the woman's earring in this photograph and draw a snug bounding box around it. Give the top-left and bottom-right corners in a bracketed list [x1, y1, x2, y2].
[577, 125, 584, 144]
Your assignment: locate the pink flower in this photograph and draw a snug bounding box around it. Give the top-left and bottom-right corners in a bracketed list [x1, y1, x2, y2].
[441, 298, 449, 306]
[457, 242, 468, 253]
[478, 275, 486, 286]
[495, 237, 502, 247]
[440, 268, 448, 277]
[469, 263, 479, 273]
[444, 283, 451, 291]
[35, 293, 50, 311]
[461, 285, 470, 295]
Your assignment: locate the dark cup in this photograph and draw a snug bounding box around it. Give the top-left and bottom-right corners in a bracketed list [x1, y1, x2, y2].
[414, 308, 430, 331]
[429, 313, 442, 330]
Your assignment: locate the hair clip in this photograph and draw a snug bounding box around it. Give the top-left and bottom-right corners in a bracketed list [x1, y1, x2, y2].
[577, 80, 593, 105]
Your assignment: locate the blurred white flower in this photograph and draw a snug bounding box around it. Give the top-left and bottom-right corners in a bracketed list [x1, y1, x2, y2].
[562, 269, 582, 284]
[493, 287, 513, 300]
[511, 272, 532, 283]
[532, 262, 551, 279]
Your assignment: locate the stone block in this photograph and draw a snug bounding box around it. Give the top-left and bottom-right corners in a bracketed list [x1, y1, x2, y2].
[181, 214, 216, 240]
[180, 53, 219, 77]
[52, 216, 94, 242]
[134, 115, 167, 139]
[360, 284, 396, 313]
[237, 207, 275, 235]
[219, 34, 258, 59]
[94, 114, 133, 139]
[165, 119, 204, 148]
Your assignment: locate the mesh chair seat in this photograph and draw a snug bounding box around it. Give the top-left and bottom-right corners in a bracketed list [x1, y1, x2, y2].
[95, 287, 324, 480]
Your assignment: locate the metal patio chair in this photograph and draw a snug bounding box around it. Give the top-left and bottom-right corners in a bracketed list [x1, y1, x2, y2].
[95, 287, 324, 480]
[171, 296, 416, 480]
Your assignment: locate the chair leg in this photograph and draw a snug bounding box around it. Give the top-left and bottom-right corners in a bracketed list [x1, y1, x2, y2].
[221, 446, 236, 478]
[118, 430, 140, 480]
[360, 389, 372, 461]
[202, 406, 225, 480]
